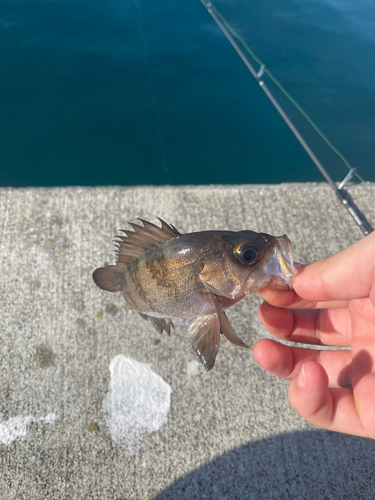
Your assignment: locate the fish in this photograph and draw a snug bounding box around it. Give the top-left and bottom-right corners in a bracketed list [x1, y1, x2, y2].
[93, 218, 296, 371]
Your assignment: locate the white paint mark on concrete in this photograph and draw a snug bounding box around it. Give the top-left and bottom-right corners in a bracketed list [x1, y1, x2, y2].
[103, 355, 172, 453]
[0, 413, 57, 446]
[186, 360, 201, 378]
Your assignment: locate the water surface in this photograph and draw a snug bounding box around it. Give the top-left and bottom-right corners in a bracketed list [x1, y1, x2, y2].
[1, 0, 374, 186]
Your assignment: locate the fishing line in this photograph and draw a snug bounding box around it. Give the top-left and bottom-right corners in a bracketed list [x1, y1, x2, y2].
[209, 3, 365, 183]
[200, 0, 373, 235]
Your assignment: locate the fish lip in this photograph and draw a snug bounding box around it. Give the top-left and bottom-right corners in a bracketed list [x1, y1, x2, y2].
[275, 235, 297, 279]
[261, 235, 297, 289]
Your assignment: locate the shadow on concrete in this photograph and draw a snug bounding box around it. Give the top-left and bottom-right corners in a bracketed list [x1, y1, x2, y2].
[154, 429, 375, 500]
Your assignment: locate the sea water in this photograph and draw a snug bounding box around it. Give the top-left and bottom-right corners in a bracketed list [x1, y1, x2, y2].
[0, 0, 374, 186]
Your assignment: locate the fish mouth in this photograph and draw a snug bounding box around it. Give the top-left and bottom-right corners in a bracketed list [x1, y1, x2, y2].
[264, 235, 297, 289]
[276, 235, 296, 278]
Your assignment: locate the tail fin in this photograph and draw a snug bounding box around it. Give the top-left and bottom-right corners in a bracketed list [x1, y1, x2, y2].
[93, 266, 123, 292]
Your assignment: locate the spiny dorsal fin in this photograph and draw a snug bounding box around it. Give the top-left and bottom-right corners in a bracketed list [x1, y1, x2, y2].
[115, 218, 181, 265]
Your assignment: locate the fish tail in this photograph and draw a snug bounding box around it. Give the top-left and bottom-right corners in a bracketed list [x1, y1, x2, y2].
[92, 265, 123, 292]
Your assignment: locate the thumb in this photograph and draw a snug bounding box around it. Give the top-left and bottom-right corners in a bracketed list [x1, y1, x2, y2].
[370, 268, 375, 308]
[292, 233, 375, 302]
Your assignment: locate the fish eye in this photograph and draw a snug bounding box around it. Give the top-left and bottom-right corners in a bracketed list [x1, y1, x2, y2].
[234, 243, 261, 266]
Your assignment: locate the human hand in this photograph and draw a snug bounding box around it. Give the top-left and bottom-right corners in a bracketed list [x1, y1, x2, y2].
[253, 232, 375, 438]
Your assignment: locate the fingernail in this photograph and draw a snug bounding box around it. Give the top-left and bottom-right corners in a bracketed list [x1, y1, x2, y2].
[297, 364, 306, 388]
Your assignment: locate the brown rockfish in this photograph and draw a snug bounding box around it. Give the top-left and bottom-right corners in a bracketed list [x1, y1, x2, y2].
[93, 218, 296, 370]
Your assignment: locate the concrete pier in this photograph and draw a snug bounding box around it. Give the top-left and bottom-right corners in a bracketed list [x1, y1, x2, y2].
[1, 183, 374, 499]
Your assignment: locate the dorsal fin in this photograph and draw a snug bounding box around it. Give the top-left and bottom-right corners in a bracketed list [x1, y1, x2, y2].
[114, 218, 181, 265]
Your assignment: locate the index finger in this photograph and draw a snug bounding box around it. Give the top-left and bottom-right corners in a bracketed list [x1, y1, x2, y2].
[293, 232, 375, 303]
[258, 287, 348, 309]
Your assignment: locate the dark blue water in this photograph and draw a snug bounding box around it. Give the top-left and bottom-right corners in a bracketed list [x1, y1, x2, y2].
[1, 0, 374, 186]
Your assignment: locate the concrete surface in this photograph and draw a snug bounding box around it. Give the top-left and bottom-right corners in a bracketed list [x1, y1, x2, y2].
[0, 183, 374, 500]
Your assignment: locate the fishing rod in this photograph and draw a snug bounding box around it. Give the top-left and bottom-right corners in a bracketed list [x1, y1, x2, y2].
[200, 0, 373, 236]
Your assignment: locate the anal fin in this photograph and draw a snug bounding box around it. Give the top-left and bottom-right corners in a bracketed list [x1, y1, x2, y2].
[189, 314, 220, 371]
[138, 313, 175, 336]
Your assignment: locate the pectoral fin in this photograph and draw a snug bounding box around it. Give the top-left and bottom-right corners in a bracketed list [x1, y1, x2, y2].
[138, 313, 175, 336]
[189, 315, 220, 371]
[211, 295, 249, 349]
